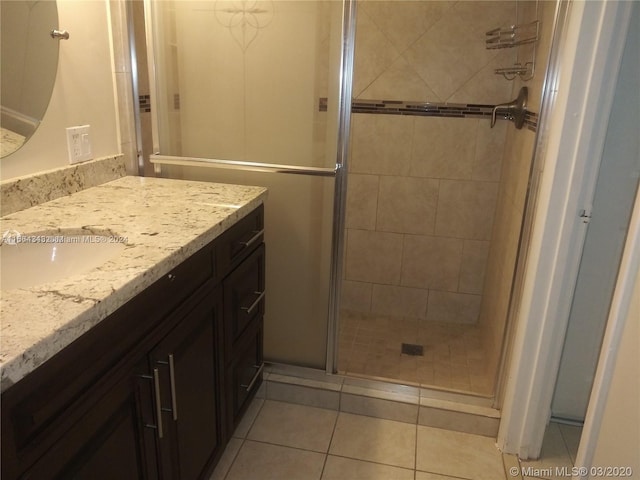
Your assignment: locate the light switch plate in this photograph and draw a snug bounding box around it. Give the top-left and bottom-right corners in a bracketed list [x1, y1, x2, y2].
[66, 125, 93, 164]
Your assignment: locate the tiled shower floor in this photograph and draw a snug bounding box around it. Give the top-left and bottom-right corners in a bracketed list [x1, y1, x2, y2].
[337, 310, 493, 396]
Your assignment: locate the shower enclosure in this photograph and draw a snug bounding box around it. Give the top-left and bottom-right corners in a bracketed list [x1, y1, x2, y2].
[141, 0, 558, 401]
[336, 0, 557, 398]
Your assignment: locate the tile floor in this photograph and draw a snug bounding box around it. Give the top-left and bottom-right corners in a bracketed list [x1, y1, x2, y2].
[211, 398, 524, 480]
[337, 310, 493, 395]
[519, 422, 583, 480]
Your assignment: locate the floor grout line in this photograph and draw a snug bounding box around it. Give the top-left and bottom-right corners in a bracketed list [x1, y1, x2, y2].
[223, 397, 267, 479]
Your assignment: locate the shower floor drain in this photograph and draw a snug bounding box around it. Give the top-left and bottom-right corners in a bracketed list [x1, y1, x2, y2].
[401, 343, 424, 356]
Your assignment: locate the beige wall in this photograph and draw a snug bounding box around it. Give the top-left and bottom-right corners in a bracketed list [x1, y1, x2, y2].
[478, 0, 557, 380]
[342, 1, 516, 322]
[591, 269, 640, 477]
[1, 0, 121, 181]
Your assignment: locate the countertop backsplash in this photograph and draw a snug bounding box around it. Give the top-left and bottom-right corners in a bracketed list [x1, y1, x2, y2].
[0, 155, 127, 216]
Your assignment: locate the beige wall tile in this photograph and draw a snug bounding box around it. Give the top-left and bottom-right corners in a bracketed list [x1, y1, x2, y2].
[404, 14, 498, 100]
[447, 51, 514, 105]
[435, 180, 499, 240]
[401, 235, 464, 290]
[377, 176, 439, 234]
[472, 120, 507, 182]
[427, 291, 482, 324]
[342, 280, 373, 312]
[353, 9, 400, 97]
[371, 284, 429, 318]
[350, 114, 414, 176]
[501, 125, 536, 207]
[346, 229, 404, 284]
[452, 1, 516, 37]
[346, 173, 379, 230]
[459, 240, 490, 295]
[411, 117, 478, 180]
[360, 1, 453, 54]
[507, 0, 557, 113]
[360, 56, 437, 101]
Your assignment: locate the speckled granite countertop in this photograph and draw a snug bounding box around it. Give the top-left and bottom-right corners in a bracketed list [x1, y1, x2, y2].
[0, 176, 267, 391]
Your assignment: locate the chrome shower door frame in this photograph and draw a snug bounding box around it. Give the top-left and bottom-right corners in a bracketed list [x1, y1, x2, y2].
[142, 0, 357, 372]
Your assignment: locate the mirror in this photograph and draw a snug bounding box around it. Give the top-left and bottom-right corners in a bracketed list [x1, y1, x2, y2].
[1, 1, 60, 158]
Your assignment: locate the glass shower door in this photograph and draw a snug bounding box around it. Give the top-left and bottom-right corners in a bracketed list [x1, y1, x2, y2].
[145, 0, 351, 368]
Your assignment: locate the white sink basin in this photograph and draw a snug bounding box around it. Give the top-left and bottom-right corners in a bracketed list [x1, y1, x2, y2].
[0, 229, 126, 290]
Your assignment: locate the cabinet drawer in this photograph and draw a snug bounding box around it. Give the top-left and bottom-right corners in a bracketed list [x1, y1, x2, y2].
[225, 323, 263, 432]
[223, 244, 265, 360]
[217, 205, 264, 278]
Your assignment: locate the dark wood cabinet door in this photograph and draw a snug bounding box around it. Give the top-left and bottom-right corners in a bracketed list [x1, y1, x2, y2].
[21, 364, 156, 480]
[150, 287, 224, 480]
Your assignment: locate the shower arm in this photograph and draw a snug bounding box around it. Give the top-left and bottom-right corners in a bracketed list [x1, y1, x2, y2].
[491, 87, 528, 129]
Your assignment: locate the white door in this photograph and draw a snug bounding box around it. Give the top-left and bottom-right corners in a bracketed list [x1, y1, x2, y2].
[551, 9, 640, 421]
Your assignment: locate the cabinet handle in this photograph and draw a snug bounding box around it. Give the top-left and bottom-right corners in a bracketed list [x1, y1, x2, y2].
[241, 291, 265, 316]
[168, 354, 178, 421]
[238, 229, 264, 250]
[153, 368, 164, 439]
[138, 374, 158, 436]
[240, 363, 264, 392]
[156, 357, 179, 421]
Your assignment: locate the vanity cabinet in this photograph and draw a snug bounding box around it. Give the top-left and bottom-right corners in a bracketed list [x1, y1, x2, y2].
[1, 205, 265, 480]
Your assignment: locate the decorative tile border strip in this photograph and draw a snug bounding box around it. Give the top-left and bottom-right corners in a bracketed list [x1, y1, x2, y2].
[319, 97, 538, 132]
[139, 94, 151, 113]
[524, 110, 538, 132]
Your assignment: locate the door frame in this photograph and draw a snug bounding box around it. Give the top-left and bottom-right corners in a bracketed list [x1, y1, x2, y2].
[497, 0, 634, 461]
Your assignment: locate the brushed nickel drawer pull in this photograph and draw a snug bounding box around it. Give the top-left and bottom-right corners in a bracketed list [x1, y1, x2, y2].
[240, 363, 264, 392]
[241, 291, 265, 315]
[168, 354, 178, 421]
[153, 368, 164, 439]
[239, 229, 264, 249]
